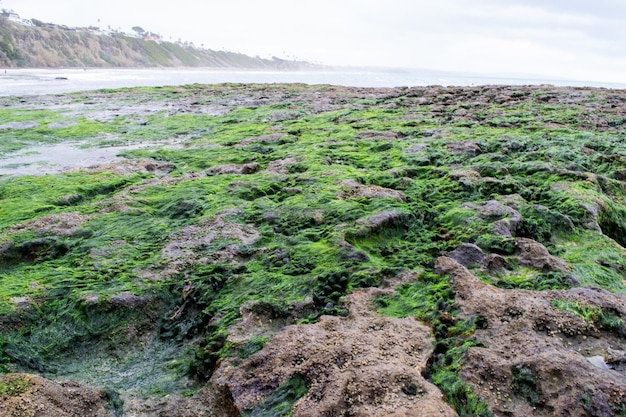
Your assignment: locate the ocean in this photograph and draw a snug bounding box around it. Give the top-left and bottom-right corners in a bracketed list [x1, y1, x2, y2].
[1, 68, 625, 96]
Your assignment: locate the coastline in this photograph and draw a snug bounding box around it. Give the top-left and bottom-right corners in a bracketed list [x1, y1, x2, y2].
[2, 67, 625, 97]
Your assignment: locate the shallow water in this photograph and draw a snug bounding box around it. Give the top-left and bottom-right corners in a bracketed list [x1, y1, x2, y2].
[1, 68, 625, 97]
[0, 141, 162, 176]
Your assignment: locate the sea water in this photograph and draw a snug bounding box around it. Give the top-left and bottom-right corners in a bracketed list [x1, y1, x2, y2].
[1, 67, 625, 96]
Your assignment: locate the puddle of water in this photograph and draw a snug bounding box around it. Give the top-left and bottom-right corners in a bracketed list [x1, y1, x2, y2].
[45, 336, 198, 399]
[0, 141, 170, 177]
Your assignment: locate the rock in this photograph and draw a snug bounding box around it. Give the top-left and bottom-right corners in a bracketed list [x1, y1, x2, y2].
[207, 163, 260, 175]
[448, 169, 482, 188]
[122, 383, 240, 417]
[482, 253, 508, 273]
[338, 240, 370, 262]
[447, 243, 486, 267]
[514, 237, 571, 272]
[47, 121, 79, 129]
[143, 160, 174, 175]
[0, 373, 110, 417]
[357, 130, 404, 141]
[355, 210, 406, 234]
[228, 299, 315, 347]
[446, 140, 481, 156]
[464, 199, 523, 224]
[434, 256, 626, 417]
[8, 212, 91, 237]
[500, 194, 527, 209]
[9, 297, 32, 309]
[491, 219, 513, 237]
[213, 288, 458, 416]
[109, 291, 149, 308]
[149, 210, 259, 278]
[264, 157, 304, 174]
[549, 182, 603, 231]
[0, 121, 39, 130]
[612, 169, 626, 181]
[404, 143, 428, 154]
[381, 269, 421, 288]
[339, 179, 406, 202]
[579, 201, 602, 231]
[236, 133, 288, 147]
[81, 293, 100, 304]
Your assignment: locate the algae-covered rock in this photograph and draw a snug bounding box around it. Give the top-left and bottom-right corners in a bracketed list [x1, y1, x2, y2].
[213, 288, 458, 417]
[0, 373, 110, 417]
[207, 163, 261, 175]
[447, 243, 487, 267]
[514, 237, 571, 273]
[435, 256, 626, 417]
[339, 179, 407, 202]
[1, 83, 626, 416]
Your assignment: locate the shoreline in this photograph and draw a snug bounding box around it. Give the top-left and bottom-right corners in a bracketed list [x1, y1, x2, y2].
[2, 68, 625, 97]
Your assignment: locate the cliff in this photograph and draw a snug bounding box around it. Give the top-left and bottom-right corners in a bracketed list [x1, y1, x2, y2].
[0, 16, 307, 69]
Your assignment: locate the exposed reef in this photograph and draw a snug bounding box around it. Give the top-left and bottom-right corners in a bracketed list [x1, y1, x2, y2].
[0, 83, 625, 416]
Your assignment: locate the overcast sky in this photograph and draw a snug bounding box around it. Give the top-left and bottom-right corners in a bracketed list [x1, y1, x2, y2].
[2, 0, 625, 83]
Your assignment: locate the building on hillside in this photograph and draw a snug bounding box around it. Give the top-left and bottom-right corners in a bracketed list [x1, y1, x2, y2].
[143, 33, 162, 44]
[2, 10, 33, 26]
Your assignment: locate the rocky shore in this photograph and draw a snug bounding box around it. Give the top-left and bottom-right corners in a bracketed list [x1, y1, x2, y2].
[0, 83, 625, 416]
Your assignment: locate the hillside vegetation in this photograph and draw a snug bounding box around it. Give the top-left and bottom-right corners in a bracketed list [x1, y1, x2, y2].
[0, 17, 305, 69]
[0, 84, 625, 416]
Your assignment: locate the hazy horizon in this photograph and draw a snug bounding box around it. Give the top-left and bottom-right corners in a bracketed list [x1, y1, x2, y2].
[2, 0, 625, 84]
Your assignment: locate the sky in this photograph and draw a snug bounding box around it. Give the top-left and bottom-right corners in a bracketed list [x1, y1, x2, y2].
[2, 0, 625, 83]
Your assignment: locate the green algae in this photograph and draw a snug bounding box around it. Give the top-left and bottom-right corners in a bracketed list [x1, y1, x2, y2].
[376, 272, 492, 416]
[243, 375, 308, 417]
[551, 299, 625, 333]
[0, 374, 32, 396]
[1, 84, 626, 413]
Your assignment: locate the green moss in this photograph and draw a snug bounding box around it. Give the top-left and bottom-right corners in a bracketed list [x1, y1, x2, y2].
[479, 268, 577, 291]
[614, 402, 626, 417]
[0, 296, 159, 373]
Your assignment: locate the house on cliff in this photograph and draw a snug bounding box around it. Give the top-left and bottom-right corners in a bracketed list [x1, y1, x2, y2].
[1, 9, 33, 26]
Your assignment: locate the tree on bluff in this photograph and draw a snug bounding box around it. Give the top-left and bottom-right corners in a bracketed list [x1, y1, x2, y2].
[132, 26, 145, 36]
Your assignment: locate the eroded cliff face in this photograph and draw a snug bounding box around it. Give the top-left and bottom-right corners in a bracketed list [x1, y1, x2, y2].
[0, 17, 294, 68]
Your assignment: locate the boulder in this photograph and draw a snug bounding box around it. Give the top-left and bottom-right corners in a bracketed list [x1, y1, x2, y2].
[514, 237, 570, 273]
[355, 211, 406, 234]
[447, 243, 486, 267]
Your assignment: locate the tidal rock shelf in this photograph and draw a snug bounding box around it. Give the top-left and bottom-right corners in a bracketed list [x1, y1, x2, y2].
[0, 83, 625, 416]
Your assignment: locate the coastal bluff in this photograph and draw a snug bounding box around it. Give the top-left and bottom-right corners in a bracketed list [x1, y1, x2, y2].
[0, 15, 310, 69]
